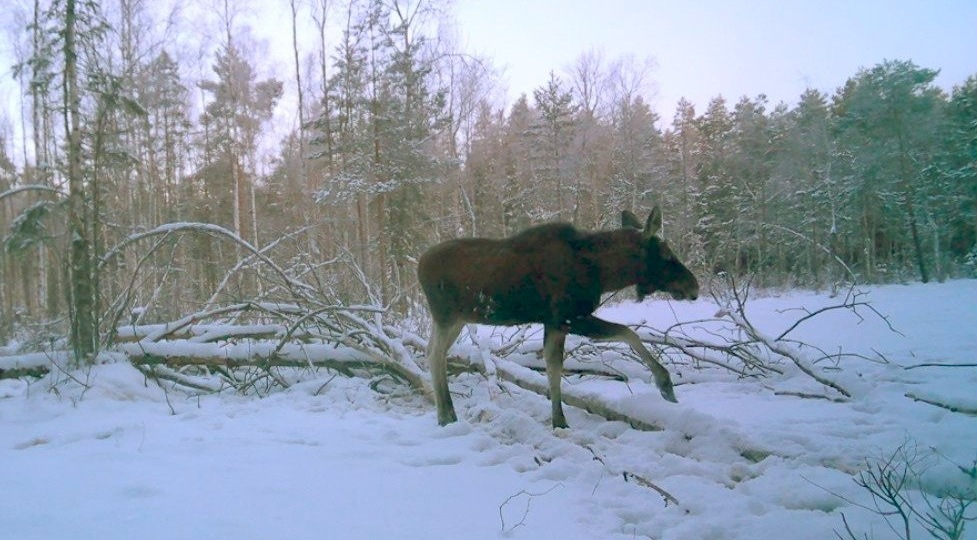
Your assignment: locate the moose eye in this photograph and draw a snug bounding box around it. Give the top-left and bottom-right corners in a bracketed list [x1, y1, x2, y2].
[659, 242, 677, 261]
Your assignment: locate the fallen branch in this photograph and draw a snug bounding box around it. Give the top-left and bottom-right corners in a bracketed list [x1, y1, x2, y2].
[100, 222, 320, 310]
[490, 358, 663, 432]
[904, 362, 977, 370]
[0, 365, 50, 379]
[705, 273, 856, 399]
[774, 284, 902, 341]
[636, 326, 777, 377]
[139, 303, 268, 342]
[588, 446, 680, 507]
[111, 299, 432, 398]
[773, 390, 847, 403]
[134, 364, 223, 393]
[122, 343, 423, 392]
[727, 308, 851, 399]
[905, 393, 977, 416]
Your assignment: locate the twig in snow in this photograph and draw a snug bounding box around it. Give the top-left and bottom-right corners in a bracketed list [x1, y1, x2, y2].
[498, 484, 564, 534]
[809, 439, 977, 540]
[904, 363, 977, 370]
[588, 446, 680, 507]
[46, 351, 93, 397]
[775, 283, 903, 341]
[772, 390, 847, 403]
[904, 393, 977, 417]
[710, 273, 853, 398]
[136, 365, 177, 415]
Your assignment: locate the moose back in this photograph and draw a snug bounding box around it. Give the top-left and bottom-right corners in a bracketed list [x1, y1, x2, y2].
[417, 207, 699, 428]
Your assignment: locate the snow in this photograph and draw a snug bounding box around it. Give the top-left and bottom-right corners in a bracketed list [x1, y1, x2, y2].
[2, 280, 976, 539]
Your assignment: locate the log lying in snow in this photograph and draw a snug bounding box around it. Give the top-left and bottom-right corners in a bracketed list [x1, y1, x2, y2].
[113, 324, 294, 344]
[0, 335, 665, 432]
[474, 356, 664, 432]
[0, 364, 50, 379]
[467, 352, 774, 463]
[119, 340, 429, 392]
[128, 340, 670, 433]
[0, 351, 68, 379]
[121, 332, 667, 433]
[0, 338, 788, 464]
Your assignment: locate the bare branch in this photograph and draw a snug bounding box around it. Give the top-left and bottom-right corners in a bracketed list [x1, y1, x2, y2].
[588, 446, 680, 507]
[776, 284, 903, 341]
[99, 222, 318, 303]
[904, 393, 977, 417]
[905, 363, 977, 370]
[0, 184, 64, 202]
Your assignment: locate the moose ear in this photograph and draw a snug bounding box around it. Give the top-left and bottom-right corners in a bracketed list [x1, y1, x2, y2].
[621, 210, 642, 230]
[644, 206, 663, 237]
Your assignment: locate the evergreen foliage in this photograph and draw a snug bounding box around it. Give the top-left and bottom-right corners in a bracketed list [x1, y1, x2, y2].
[2, 0, 976, 347]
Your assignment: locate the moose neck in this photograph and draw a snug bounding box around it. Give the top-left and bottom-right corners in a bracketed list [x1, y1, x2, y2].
[582, 229, 645, 293]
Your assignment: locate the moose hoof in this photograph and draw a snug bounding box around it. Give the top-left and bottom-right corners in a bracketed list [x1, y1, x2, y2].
[437, 409, 458, 426]
[659, 386, 678, 403]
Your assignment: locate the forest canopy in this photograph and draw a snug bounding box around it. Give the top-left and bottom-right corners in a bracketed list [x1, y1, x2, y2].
[1, 0, 976, 356]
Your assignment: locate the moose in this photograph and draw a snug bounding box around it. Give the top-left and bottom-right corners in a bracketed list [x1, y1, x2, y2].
[417, 207, 699, 428]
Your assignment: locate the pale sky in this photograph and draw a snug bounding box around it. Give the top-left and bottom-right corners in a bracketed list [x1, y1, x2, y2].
[2, 0, 976, 164]
[453, 0, 977, 121]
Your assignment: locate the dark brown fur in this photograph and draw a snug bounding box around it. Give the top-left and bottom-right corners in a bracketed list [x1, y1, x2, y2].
[418, 207, 699, 428]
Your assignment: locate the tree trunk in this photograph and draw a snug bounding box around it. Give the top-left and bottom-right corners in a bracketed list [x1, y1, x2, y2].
[897, 125, 929, 283]
[904, 191, 928, 283]
[898, 161, 928, 283]
[315, 0, 334, 169]
[65, 0, 97, 363]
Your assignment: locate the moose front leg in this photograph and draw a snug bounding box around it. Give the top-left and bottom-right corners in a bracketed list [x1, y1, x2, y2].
[568, 315, 678, 403]
[543, 325, 570, 428]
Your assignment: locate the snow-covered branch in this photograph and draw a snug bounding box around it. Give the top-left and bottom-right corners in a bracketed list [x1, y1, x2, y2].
[99, 222, 318, 303]
[111, 301, 429, 396]
[0, 184, 64, 202]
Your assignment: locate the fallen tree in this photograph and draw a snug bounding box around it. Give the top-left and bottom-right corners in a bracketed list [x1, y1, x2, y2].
[0, 221, 905, 430]
[632, 273, 898, 399]
[1, 274, 899, 434]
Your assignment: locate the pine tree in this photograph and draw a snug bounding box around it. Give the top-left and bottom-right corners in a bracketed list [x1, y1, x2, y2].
[531, 72, 578, 220]
[833, 60, 943, 282]
[662, 98, 703, 265]
[694, 96, 734, 271]
[198, 43, 283, 242]
[501, 94, 537, 234]
[728, 94, 773, 275]
[940, 76, 977, 269]
[608, 94, 661, 217]
[777, 88, 840, 284]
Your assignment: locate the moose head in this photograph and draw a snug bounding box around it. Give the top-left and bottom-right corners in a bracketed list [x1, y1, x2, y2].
[621, 208, 699, 302]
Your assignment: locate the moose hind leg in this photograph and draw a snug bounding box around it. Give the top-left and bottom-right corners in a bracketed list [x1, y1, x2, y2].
[543, 326, 569, 428]
[428, 321, 463, 425]
[569, 316, 677, 403]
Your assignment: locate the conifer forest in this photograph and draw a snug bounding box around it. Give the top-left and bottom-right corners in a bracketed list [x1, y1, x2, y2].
[1, 0, 976, 361]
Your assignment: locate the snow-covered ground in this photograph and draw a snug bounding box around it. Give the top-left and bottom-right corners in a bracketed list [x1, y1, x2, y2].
[2, 281, 976, 539]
